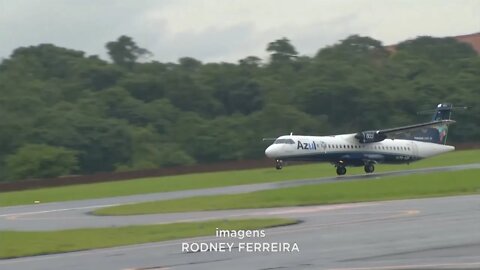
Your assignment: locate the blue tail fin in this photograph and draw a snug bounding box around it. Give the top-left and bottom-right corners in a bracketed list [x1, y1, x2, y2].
[395, 104, 458, 145]
[413, 103, 452, 144]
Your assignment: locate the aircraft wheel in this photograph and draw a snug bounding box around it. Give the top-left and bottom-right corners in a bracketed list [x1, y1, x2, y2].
[275, 160, 283, 170]
[336, 166, 346, 176]
[364, 163, 375, 173]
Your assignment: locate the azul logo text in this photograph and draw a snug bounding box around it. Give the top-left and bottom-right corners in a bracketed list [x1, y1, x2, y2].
[297, 141, 317, 150]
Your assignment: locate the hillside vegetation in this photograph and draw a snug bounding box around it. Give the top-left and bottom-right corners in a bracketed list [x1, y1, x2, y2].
[1, 35, 479, 181]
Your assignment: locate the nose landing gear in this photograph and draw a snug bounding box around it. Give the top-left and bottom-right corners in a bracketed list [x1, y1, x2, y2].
[275, 159, 283, 170]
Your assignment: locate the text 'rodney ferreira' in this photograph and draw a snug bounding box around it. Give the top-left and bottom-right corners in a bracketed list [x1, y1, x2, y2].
[181, 228, 300, 253]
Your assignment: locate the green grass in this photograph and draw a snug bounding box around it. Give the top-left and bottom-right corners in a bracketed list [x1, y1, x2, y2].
[0, 218, 297, 259]
[1, 149, 479, 207]
[94, 169, 480, 215]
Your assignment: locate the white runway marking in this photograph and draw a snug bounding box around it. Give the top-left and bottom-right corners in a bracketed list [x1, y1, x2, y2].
[259, 203, 379, 215]
[0, 204, 119, 219]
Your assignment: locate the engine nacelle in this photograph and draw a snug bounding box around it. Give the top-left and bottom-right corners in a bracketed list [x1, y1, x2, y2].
[354, 131, 387, 143]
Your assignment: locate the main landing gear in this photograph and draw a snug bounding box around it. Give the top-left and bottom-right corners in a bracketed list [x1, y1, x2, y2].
[364, 163, 375, 174]
[335, 162, 375, 176]
[275, 159, 283, 170]
[336, 166, 346, 176]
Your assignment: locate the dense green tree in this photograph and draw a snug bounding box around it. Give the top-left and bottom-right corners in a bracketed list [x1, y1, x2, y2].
[267, 37, 298, 63]
[239, 56, 262, 67]
[80, 63, 124, 91]
[117, 126, 195, 170]
[106, 35, 151, 69]
[178, 57, 202, 70]
[162, 71, 220, 115]
[0, 34, 478, 181]
[5, 44, 85, 79]
[213, 78, 264, 114]
[396, 36, 477, 63]
[120, 74, 165, 101]
[5, 144, 78, 180]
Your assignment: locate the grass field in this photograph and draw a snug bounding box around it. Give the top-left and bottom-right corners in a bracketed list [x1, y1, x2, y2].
[0, 218, 296, 259]
[1, 149, 479, 207]
[94, 169, 480, 215]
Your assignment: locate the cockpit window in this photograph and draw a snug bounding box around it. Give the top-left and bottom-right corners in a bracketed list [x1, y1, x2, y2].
[274, 138, 295, 144]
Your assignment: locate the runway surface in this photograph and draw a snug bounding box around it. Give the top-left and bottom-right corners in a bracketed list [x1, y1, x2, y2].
[0, 164, 479, 269]
[1, 163, 479, 231]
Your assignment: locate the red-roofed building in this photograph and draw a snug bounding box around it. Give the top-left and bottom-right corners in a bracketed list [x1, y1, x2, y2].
[454, 32, 480, 54]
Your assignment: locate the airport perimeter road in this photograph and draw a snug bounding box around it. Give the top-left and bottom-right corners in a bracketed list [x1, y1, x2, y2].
[1, 194, 479, 270]
[1, 163, 479, 231]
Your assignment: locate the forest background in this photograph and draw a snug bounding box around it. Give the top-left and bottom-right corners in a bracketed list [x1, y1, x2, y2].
[1, 34, 478, 181]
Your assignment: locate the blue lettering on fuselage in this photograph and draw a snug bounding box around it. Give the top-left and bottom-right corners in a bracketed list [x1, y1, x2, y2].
[297, 140, 317, 150]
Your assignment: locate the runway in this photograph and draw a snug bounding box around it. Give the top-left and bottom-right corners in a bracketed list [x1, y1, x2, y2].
[1, 163, 479, 231]
[0, 164, 479, 269]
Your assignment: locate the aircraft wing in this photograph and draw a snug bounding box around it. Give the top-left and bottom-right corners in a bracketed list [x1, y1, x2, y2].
[355, 120, 456, 143]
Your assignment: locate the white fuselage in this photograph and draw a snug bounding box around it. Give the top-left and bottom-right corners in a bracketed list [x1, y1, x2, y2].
[265, 133, 454, 166]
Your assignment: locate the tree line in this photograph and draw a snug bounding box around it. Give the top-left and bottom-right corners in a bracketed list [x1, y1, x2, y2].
[0, 34, 478, 181]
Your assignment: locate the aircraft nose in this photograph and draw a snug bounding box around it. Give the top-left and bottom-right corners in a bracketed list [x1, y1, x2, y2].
[265, 145, 278, 158]
[265, 145, 273, 158]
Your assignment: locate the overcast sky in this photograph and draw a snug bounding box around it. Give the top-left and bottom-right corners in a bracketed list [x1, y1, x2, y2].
[1, 0, 479, 63]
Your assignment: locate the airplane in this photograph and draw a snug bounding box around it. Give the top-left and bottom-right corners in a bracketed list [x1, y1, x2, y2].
[264, 103, 462, 175]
